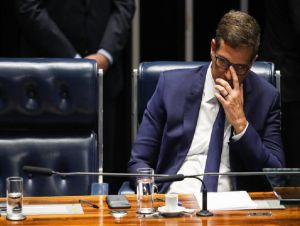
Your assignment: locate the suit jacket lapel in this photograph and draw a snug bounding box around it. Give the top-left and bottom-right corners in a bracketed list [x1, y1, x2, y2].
[178, 65, 208, 160]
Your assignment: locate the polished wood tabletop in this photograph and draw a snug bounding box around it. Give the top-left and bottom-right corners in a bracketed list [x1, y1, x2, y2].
[0, 192, 300, 225]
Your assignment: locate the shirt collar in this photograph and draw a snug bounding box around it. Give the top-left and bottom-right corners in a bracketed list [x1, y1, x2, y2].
[203, 62, 217, 103]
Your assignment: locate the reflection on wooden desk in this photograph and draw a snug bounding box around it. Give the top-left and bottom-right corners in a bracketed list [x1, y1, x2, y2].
[0, 192, 300, 225]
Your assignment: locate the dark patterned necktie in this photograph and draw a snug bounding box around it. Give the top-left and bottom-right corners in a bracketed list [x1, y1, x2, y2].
[202, 106, 225, 192]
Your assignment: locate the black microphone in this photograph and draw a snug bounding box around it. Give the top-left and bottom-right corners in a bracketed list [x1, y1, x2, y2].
[22, 165, 170, 178]
[154, 174, 185, 183]
[22, 165, 212, 215]
[23, 166, 300, 178]
[23, 166, 54, 176]
[23, 166, 300, 216]
[155, 174, 213, 216]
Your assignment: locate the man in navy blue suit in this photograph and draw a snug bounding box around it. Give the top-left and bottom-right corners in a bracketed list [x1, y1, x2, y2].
[128, 10, 284, 194]
[14, 0, 135, 193]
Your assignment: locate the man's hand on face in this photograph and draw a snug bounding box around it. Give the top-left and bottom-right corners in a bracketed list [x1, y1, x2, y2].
[214, 66, 247, 134]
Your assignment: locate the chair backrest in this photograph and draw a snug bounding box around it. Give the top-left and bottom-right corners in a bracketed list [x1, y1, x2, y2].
[0, 58, 103, 196]
[131, 61, 278, 142]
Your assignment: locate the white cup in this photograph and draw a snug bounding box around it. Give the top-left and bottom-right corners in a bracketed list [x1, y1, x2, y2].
[165, 193, 178, 212]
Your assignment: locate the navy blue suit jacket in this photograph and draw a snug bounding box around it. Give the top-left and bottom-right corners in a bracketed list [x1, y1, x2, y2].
[128, 64, 284, 192]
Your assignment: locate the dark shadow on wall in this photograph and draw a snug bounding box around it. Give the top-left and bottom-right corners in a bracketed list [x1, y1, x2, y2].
[0, 0, 19, 57]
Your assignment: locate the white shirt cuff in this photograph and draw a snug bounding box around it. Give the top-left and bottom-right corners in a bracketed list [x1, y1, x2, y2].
[74, 54, 82, 58]
[98, 49, 113, 64]
[231, 121, 249, 141]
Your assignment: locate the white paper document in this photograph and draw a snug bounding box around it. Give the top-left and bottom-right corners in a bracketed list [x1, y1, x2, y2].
[253, 199, 285, 210]
[23, 204, 84, 215]
[195, 191, 257, 210]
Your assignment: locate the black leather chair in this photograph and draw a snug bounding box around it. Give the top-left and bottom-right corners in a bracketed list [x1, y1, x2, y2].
[0, 58, 103, 197]
[120, 61, 280, 194]
[131, 61, 279, 142]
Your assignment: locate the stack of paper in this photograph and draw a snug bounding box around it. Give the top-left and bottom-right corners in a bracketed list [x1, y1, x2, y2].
[196, 191, 257, 210]
[23, 204, 84, 215]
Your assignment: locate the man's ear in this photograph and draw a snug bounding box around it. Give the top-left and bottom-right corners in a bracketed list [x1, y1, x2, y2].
[252, 54, 258, 63]
[250, 54, 258, 67]
[210, 39, 216, 58]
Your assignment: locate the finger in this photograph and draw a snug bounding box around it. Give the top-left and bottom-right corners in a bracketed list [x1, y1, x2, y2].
[215, 78, 232, 92]
[214, 84, 229, 97]
[215, 92, 227, 106]
[229, 66, 240, 90]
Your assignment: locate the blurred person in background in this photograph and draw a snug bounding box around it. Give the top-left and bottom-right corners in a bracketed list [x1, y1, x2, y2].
[14, 0, 135, 193]
[261, 0, 300, 168]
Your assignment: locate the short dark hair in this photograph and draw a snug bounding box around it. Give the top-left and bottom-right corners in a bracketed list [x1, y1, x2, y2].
[215, 10, 260, 59]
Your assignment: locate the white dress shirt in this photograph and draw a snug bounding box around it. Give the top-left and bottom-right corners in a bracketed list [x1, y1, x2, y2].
[168, 64, 247, 195]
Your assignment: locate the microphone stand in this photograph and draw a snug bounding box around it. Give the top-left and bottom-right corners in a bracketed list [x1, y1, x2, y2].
[185, 176, 213, 217]
[155, 175, 213, 216]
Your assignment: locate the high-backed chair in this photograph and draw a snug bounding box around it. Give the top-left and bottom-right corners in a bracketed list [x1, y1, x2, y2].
[0, 58, 103, 196]
[120, 61, 280, 194]
[131, 61, 280, 142]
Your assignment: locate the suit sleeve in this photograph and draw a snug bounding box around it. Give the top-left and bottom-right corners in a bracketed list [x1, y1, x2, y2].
[14, 0, 77, 57]
[229, 91, 285, 171]
[128, 73, 166, 173]
[99, 0, 135, 60]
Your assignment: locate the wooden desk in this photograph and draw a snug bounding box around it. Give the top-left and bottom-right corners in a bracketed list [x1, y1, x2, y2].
[0, 192, 300, 225]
